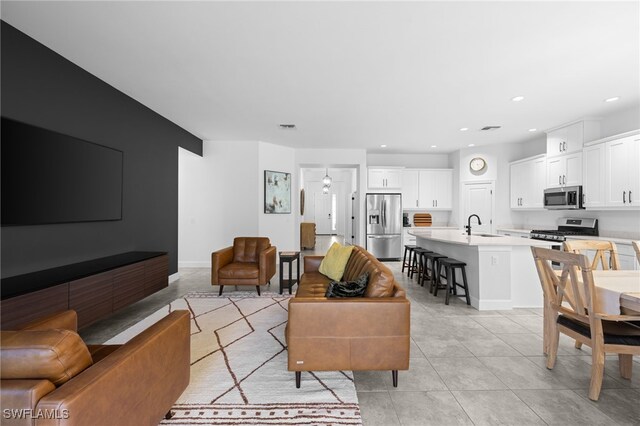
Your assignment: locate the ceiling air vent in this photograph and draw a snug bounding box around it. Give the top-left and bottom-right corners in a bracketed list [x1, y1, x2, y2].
[279, 124, 296, 129]
[480, 126, 501, 131]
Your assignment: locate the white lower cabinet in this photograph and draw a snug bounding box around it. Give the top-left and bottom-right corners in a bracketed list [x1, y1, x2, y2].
[617, 243, 639, 270]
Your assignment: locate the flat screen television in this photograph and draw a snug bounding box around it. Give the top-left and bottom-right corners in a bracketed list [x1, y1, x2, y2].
[1, 117, 123, 226]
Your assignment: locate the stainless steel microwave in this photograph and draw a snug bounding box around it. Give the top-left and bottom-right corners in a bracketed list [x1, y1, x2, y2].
[544, 186, 584, 210]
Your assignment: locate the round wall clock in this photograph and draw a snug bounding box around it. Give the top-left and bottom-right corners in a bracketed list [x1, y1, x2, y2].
[470, 157, 487, 172]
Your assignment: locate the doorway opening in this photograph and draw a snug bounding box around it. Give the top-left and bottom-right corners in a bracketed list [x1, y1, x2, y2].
[300, 167, 358, 244]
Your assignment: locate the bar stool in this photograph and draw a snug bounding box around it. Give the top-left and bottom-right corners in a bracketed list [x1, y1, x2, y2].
[424, 252, 448, 293]
[402, 245, 417, 276]
[437, 258, 471, 305]
[413, 248, 433, 286]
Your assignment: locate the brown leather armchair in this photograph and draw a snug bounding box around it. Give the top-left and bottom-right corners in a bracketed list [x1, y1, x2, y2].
[0, 310, 190, 426]
[211, 237, 276, 295]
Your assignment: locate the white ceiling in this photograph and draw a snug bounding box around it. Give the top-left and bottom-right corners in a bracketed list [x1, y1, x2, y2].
[2, 1, 639, 153]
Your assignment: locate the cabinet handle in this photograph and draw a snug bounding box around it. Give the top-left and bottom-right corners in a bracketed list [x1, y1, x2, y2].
[630, 191, 632, 203]
[558, 175, 561, 185]
[416, 200, 418, 207]
[563, 175, 566, 185]
[559, 142, 562, 152]
[623, 191, 626, 203]
[563, 141, 567, 152]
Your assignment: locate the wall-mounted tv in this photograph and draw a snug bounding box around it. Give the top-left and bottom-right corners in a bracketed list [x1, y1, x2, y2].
[1, 117, 123, 226]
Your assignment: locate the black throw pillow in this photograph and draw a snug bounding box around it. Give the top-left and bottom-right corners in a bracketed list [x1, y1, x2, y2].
[325, 272, 369, 298]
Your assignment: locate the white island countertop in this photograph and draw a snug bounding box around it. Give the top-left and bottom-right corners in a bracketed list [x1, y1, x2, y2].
[409, 229, 561, 247]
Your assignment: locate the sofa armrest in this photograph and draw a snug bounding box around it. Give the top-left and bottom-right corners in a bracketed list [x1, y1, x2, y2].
[19, 310, 78, 332]
[211, 246, 234, 285]
[0, 380, 56, 426]
[35, 310, 190, 426]
[259, 246, 277, 285]
[303, 256, 324, 273]
[287, 298, 410, 371]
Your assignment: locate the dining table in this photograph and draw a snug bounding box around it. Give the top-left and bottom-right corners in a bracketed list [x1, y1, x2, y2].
[543, 269, 640, 354]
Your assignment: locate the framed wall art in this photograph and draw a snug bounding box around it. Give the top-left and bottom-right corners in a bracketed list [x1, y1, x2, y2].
[264, 170, 291, 214]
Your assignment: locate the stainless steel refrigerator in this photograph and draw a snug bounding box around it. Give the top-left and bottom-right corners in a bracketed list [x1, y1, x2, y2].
[365, 193, 402, 260]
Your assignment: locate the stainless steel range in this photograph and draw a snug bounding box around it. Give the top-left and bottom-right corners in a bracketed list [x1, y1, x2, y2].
[530, 218, 599, 242]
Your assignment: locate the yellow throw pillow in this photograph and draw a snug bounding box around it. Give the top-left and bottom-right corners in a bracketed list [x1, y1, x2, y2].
[318, 242, 354, 281]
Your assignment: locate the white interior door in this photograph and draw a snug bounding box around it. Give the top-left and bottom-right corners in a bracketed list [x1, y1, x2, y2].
[314, 192, 332, 234]
[462, 182, 494, 234]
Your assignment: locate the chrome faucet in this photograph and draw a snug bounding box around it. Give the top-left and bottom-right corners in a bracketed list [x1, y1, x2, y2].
[466, 214, 482, 236]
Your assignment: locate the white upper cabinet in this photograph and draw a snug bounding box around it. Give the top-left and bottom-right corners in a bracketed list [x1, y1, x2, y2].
[546, 152, 582, 188]
[418, 169, 453, 209]
[510, 155, 545, 209]
[368, 168, 402, 189]
[401, 170, 419, 209]
[582, 143, 606, 208]
[604, 135, 640, 207]
[546, 120, 600, 158]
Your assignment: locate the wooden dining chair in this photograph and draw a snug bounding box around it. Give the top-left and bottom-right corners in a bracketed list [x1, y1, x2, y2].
[563, 240, 623, 349]
[633, 241, 640, 263]
[563, 240, 620, 270]
[531, 246, 640, 401]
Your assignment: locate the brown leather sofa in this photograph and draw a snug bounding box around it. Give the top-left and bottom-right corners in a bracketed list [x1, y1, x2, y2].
[0, 310, 190, 426]
[211, 237, 276, 295]
[286, 245, 410, 388]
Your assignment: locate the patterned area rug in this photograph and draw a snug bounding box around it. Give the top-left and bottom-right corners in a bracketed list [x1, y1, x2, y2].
[105, 292, 362, 425]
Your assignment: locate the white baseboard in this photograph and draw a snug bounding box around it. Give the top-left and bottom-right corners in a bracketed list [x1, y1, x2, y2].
[473, 297, 513, 311]
[178, 261, 210, 268]
[169, 272, 180, 283]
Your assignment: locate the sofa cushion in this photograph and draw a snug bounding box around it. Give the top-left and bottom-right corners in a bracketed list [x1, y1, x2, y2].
[318, 242, 354, 281]
[343, 246, 396, 297]
[219, 263, 260, 279]
[325, 273, 369, 298]
[297, 272, 331, 297]
[0, 329, 93, 386]
[233, 237, 270, 263]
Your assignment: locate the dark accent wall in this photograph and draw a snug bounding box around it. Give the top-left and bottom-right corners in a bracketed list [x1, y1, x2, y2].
[1, 21, 203, 278]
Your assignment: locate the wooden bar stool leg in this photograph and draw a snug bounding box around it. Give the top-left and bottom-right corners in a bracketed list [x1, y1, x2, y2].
[401, 247, 408, 273]
[445, 266, 452, 305]
[460, 266, 471, 305]
[432, 261, 442, 297]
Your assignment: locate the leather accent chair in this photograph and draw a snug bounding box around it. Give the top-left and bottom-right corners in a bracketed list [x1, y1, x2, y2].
[211, 237, 277, 295]
[0, 310, 190, 426]
[286, 245, 410, 388]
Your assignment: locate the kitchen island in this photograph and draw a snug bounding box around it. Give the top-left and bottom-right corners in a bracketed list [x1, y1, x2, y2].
[409, 229, 561, 310]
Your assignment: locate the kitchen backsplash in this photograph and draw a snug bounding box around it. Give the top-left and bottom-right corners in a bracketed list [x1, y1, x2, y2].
[404, 210, 451, 227]
[511, 209, 640, 240]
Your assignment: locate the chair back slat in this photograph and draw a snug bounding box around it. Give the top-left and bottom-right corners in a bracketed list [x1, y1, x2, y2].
[563, 240, 620, 270]
[633, 241, 640, 263]
[531, 246, 594, 324]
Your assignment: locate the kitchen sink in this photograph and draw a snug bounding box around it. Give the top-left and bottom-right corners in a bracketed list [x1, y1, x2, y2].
[462, 233, 503, 237]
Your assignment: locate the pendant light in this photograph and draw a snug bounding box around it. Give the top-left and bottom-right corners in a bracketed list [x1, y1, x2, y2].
[322, 184, 330, 194]
[322, 168, 332, 187]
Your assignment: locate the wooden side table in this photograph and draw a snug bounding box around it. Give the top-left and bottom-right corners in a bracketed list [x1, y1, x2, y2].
[279, 251, 300, 295]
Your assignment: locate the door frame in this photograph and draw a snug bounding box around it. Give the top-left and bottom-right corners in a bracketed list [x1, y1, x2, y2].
[459, 180, 496, 234]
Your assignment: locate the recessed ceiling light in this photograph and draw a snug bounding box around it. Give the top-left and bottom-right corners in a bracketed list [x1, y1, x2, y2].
[380, 144, 387, 148]
[528, 128, 537, 132]
[604, 96, 620, 103]
[279, 124, 296, 129]
[468, 144, 475, 147]
[430, 145, 437, 148]
[511, 96, 525, 102]
[459, 127, 469, 132]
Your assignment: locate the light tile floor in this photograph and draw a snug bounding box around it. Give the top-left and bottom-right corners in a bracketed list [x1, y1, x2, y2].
[81, 236, 640, 425]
